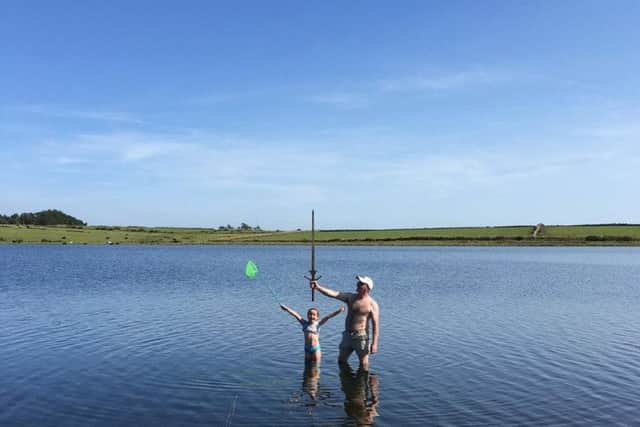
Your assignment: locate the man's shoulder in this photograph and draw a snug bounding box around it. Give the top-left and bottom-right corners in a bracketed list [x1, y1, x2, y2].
[337, 291, 356, 301]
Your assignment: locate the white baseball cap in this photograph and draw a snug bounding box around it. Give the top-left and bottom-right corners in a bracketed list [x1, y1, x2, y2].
[355, 275, 374, 290]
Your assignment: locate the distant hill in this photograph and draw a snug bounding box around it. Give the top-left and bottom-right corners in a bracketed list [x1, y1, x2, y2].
[0, 209, 86, 226]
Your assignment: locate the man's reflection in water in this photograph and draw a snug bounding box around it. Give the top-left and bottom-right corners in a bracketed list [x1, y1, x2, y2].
[339, 363, 379, 425]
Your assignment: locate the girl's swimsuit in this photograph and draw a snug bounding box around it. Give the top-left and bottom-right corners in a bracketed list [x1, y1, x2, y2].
[301, 320, 319, 334]
[305, 344, 321, 353]
[300, 320, 321, 353]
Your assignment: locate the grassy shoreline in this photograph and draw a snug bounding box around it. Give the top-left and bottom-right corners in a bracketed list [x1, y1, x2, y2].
[2, 224, 640, 246]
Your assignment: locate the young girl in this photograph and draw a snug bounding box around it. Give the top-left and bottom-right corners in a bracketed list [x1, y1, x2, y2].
[280, 304, 345, 362]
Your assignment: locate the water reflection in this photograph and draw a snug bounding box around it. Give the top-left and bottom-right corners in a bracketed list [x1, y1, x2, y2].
[303, 362, 320, 400]
[339, 363, 379, 425]
[288, 362, 330, 416]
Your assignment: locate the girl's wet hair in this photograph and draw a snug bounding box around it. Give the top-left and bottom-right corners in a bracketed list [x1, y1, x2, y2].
[307, 307, 319, 316]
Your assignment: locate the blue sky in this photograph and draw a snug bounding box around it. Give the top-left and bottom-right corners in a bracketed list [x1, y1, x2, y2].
[2, 1, 639, 229]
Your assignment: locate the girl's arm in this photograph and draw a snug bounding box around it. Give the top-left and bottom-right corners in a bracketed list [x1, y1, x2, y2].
[319, 306, 345, 326]
[280, 304, 303, 322]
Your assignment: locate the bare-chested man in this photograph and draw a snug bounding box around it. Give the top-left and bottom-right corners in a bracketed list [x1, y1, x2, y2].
[310, 275, 379, 370]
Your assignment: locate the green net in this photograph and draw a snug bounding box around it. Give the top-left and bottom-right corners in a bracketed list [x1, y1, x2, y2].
[245, 260, 259, 278]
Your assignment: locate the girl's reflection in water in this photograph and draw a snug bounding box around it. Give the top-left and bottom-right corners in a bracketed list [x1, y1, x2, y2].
[303, 362, 320, 400]
[288, 362, 329, 416]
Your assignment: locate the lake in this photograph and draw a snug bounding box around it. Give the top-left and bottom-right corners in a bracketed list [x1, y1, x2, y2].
[2, 245, 640, 426]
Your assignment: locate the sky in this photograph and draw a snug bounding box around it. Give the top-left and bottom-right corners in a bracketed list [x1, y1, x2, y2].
[1, 1, 639, 229]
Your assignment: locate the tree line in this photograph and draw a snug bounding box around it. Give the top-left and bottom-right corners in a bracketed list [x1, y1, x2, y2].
[218, 223, 262, 232]
[0, 209, 86, 226]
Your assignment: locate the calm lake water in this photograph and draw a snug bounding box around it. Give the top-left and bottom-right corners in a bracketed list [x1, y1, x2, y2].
[2, 245, 640, 426]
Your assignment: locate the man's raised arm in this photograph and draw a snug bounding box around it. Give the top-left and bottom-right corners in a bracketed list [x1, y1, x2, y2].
[310, 280, 348, 301]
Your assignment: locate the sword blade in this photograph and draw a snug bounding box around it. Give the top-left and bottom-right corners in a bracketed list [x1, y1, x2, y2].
[311, 210, 315, 274]
[311, 210, 316, 301]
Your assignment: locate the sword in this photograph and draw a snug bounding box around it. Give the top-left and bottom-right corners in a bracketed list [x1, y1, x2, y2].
[304, 210, 321, 301]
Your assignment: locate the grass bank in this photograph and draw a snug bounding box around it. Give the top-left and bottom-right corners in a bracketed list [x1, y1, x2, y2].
[2, 224, 640, 246]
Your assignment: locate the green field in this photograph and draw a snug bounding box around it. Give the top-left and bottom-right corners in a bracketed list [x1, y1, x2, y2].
[541, 225, 640, 240]
[0, 225, 268, 245]
[252, 226, 535, 243]
[2, 224, 640, 245]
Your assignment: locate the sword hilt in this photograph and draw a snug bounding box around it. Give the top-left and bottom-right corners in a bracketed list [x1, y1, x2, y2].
[305, 273, 322, 301]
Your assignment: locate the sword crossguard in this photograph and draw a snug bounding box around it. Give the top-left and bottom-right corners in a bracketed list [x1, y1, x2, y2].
[305, 274, 322, 302]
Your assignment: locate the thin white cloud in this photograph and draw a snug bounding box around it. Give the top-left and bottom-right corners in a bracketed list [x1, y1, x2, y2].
[315, 125, 392, 137]
[187, 89, 269, 105]
[379, 69, 517, 92]
[37, 132, 198, 166]
[122, 143, 186, 161]
[186, 84, 302, 105]
[55, 156, 89, 165]
[356, 139, 636, 195]
[37, 130, 342, 190]
[17, 104, 143, 124]
[574, 123, 640, 139]
[306, 92, 369, 109]
[29, 124, 640, 217]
